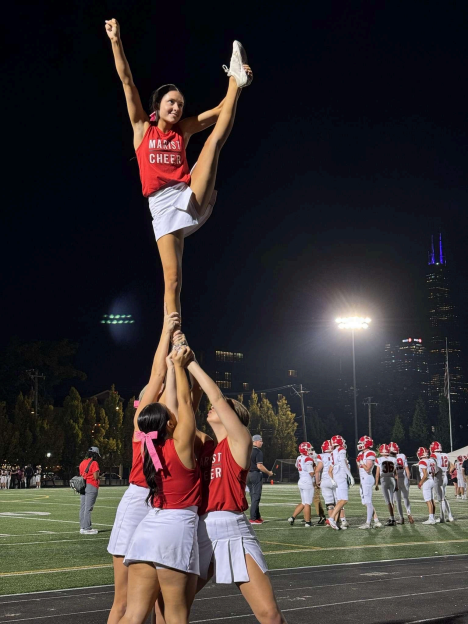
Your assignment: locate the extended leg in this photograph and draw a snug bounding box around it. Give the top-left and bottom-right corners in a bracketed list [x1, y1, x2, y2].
[157, 232, 184, 316]
[119, 563, 160, 624]
[190, 78, 241, 214]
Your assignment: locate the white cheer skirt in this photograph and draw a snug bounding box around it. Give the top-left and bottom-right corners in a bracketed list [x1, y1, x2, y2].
[124, 507, 199, 575]
[107, 484, 150, 557]
[198, 511, 268, 584]
[149, 176, 217, 242]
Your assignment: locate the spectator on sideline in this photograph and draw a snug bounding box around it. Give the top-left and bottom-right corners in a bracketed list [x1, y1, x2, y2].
[25, 465, 33, 488]
[79, 447, 101, 535]
[246, 435, 273, 525]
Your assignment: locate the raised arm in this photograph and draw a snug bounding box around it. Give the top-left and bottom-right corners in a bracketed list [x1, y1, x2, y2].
[105, 19, 149, 148]
[134, 308, 180, 429]
[171, 347, 197, 469]
[187, 359, 252, 468]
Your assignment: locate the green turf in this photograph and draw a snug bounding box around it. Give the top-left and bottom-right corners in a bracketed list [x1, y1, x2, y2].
[0, 484, 467, 595]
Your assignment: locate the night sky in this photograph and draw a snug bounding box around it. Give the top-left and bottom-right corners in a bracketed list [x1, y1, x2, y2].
[3, 1, 468, 403]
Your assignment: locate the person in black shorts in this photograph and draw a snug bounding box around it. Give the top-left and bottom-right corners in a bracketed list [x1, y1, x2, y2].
[247, 435, 273, 524]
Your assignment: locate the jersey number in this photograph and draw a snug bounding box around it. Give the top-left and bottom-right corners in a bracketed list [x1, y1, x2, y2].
[381, 461, 394, 474]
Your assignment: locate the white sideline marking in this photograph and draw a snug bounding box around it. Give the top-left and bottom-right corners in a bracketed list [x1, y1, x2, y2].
[190, 585, 466, 622]
[0, 609, 110, 622]
[1, 537, 109, 547]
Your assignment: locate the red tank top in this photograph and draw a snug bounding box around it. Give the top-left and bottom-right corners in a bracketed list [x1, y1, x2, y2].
[129, 438, 147, 488]
[136, 123, 191, 197]
[199, 437, 248, 515]
[153, 438, 201, 509]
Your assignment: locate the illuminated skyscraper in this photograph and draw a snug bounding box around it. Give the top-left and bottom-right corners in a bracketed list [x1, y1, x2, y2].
[426, 234, 466, 411]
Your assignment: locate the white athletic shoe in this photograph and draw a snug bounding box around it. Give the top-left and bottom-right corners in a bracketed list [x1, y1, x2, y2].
[81, 529, 98, 535]
[435, 518, 445, 523]
[396, 518, 405, 525]
[223, 40, 252, 88]
[328, 518, 339, 530]
[287, 516, 295, 526]
[341, 519, 349, 527]
[448, 515, 455, 522]
[422, 519, 436, 525]
[359, 522, 371, 529]
[373, 520, 382, 528]
[79, 529, 85, 534]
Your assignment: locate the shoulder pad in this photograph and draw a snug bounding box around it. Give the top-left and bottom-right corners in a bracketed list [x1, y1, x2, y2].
[305, 457, 314, 463]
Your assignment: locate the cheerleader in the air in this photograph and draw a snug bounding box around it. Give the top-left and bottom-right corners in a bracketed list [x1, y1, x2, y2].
[105, 19, 253, 321]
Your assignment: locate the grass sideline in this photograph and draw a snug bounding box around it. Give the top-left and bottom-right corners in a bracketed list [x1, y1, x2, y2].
[0, 484, 467, 595]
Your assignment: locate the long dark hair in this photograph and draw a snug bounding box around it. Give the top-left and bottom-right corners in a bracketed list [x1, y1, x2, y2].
[86, 451, 100, 463]
[138, 402, 172, 506]
[149, 84, 184, 123]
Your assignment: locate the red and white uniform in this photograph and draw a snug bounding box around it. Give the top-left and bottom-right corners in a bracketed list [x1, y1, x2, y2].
[316, 452, 336, 505]
[137, 123, 216, 242]
[456, 460, 466, 488]
[125, 439, 201, 574]
[198, 438, 268, 584]
[431, 452, 449, 501]
[136, 124, 191, 197]
[295, 455, 315, 505]
[418, 458, 435, 502]
[358, 449, 376, 505]
[377, 455, 397, 505]
[108, 438, 150, 557]
[332, 446, 351, 501]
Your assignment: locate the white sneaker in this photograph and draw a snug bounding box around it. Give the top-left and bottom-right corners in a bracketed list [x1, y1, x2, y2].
[222, 41, 252, 88]
[435, 518, 445, 523]
[287, 516, 295, 526]
[81, 529, 98, 535]
[328, 518, 339, 530]
[422, 519, 436, 525]
[448, 515, 455, 522]
[341, 519, 349, 527]
[396, 518, 405, 525]
[373, 520, 382, 528]
[79, 529, 85, 534]
[359, 522, 371, 529]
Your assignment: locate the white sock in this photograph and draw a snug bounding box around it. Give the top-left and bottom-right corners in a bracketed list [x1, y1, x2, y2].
[429, 514, 435, 520]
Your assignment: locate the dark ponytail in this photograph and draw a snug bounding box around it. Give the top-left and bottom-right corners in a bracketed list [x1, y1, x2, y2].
[149, 84, 184, 122]
[137, 402, 171, 506]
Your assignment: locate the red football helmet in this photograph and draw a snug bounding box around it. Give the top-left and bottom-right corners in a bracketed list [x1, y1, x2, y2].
[379, 443, 390, 456]
[429, 441, 442, 454]
[358, 435, 374, 451]
[388, 441, 399, 455]
[321, 440, 332, 453]
[299, 442, 313, 456]
[331, 434, 345, 448]
[417, 447, 429, 460]
[457, 455, 464, 463]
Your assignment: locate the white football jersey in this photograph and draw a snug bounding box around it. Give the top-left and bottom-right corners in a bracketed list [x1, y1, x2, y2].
[331, 446, 348, 477]
[394, 453, 408, 478]
[296, 455, 314, 487]
[358, 449, 376, 480]
[419, 458, 436, 480]
[377, 455, 397, 479]
[432, 452, 449, 474]
[316, 452, 333, 475]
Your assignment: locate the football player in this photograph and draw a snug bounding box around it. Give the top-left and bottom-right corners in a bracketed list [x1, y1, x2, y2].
[328, 435, 355, 530]
[288, 442, 315, 527]
[429, 441, 454, 522]
[456, 455, 466, 499]
[356, 435, 381, 529]
[417, 447, 436, 524]
[375, 444, 398, 525]
[389, 441, 414, 524]
[315, 440, 337, 523]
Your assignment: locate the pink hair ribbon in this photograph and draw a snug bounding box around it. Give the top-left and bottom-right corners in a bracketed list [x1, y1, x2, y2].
[135, 431, 163, 472]
[149, 112, 157, 122]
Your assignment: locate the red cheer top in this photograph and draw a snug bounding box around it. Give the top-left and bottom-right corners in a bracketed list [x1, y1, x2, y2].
[136, 123, 191, 197]
[199, 437, 249, 515]
[153, 438, 201, 509]
[129, 438, 147, 488]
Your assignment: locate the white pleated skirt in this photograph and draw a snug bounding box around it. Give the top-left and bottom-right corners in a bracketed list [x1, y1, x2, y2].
[149, 178, 217, 242]
[107, 484, 150, 557]
[124, 506, 199, 575]
[198, 511, 268, 584]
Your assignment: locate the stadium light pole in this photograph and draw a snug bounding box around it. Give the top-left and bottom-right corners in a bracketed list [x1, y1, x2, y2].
[335, 316, 371, 453]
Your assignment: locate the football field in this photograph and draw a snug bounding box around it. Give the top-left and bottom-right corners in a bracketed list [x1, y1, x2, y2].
[1, 483, 467, 598]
